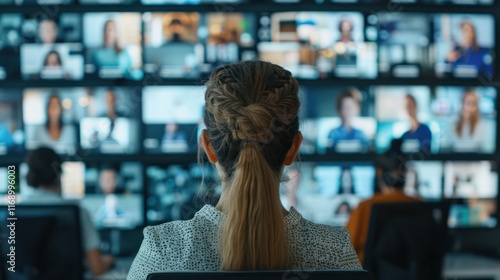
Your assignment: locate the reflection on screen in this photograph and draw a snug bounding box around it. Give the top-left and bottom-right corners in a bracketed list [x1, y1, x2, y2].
[444, 161, 497, 228]
[143, 12, 255, 78]
[146, 164, 220, 224]
[0, 90, 24, 155]
[301, 87, 376, 154]
[83, 13, 143, 80]
[258, 12, 377, 79]
[142, 86, 204, 154]
[376, 14, 431, 78]
[281, 162, 375, 227]
[434, 14, 494, 79]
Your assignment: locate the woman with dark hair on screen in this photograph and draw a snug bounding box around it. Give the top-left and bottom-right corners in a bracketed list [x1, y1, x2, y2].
[91, 19, 141, 80]
[40, 50, 71, 79]
[21, 147, 114, 276]
[445, 21, 493, 77]
[338, 167, 356, 195]
[127, 61, 360, 279]
[337, 19, 354, 43]
[30, 95, 76, 154]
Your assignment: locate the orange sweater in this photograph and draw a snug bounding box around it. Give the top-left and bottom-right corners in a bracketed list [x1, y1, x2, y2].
[346, 191, 420, 265]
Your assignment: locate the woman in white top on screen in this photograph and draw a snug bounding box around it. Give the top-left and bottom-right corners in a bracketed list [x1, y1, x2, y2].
[127, 61, 361, 279]
[450, 89, 486, 152]
[31, 95, 76, 154]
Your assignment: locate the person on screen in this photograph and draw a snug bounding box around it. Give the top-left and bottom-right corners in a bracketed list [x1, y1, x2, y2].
[337, 19, 354, 43]
[401, 94, 432, 152]
[40, 50, 70, 79]
[99, 89, 126, 120]
[21, 147, 115, 276]
[445, 21, 493, 77]
[95, 194, 131, 228]
[338, 167, 356, 195]
[450, 89, 486, 151]
[168, 19, 186, 42]
[326, 88, 369, 152]
[127, 61, 361, 279]
[90, 20, 140, 80]
[346, 139, 420, 264]
[98, 165, 125, 195]
[38, 18, 58, 44]
[162, 123, 187, 142]
[31, 95, 76, 154]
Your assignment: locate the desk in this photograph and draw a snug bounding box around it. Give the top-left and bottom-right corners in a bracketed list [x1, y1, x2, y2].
[443, 253, 500, 280]
[87, 253, 500, 280]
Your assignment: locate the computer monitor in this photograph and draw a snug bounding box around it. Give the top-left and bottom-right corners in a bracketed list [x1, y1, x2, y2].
[0, 204, 83, 280]
[444, 161, 498, 228]
[364, 202, 449, 279]
[0, 90, 24, 155]
[0, 14, 22, 80]
[375, 13, 431, 78]
[146, 163, 220, 225]
[257, 12, 377, 79]
[142, 86, 205, 154]
[404, 161, 443, 199]
[433, 14, 494, 79]
[18, 161, 144, 230]
[281, 162, 375, 227]
[300, 86, 376, 154]
[375, 86, 496, 154]
[83, 13, 143, 80]
[143, 12, 256, 78]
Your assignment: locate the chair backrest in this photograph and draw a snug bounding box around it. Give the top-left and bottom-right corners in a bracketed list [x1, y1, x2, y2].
[364, 202, 450, 280]
[147, 270, 374, 280]
[0, 204, 84, 280]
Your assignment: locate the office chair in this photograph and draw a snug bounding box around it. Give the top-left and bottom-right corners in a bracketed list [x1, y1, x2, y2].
[0, 204, 84, 280]
[147, 270, 374, 280]
[364, 202, 450, 280]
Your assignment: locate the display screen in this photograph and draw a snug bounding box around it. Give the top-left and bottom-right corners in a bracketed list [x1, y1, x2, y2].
[375, 86, 496, 154]
[376, 13, 431, 78]
[146, 164, 220, 225]
[18, 161, 143, 229]
[281, 162, 375, 227]
[434, 14, 494, 79]
[445, 161, 497, 228]
[142, 86, 204, 154]
[0, 89, 24, 155]
[143, 12, 256, 79]
[0, 14, 22, 80]
[258, 12, 377, 79]
[20, 14, 83, 80]
[300, 86, 376, 154]
[83, 13, 143, 80]
[23, 87, 140, 155]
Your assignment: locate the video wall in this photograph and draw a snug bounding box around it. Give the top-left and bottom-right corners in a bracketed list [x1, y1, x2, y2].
[0, 1, 499, 233]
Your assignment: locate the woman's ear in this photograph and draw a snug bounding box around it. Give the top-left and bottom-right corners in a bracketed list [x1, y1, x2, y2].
[201, 130, 218, 164]
[284, 132, 303, 166]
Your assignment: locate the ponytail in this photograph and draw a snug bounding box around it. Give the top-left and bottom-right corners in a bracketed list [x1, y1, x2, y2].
[221, 142, 289, 270]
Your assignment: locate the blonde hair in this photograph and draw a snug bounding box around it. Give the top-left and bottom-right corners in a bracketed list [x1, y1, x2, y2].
[456, 89, 480, 137]
[204, 60, 300, 270]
